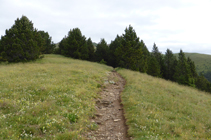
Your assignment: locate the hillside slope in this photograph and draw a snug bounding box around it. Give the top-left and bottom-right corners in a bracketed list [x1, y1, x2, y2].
[0, 54, 113, 139]
[2, 54, 211, 139]
[117, 68, 211, 139]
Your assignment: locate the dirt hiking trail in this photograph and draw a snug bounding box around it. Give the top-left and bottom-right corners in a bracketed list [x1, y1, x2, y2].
[86, 71, 130, 140]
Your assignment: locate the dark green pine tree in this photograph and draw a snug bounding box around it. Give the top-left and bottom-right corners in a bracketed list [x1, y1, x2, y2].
[187, 57, 198, 86]
[187, 57, 198, 78]
[108, 35, 123, 67]
[86, 38, 95, 61]
[61, 28, 88, 60]
[173, 50, 191, 86]
[139, 40, 149, 73]
[38, 31, 56, 54]
[0, 15, 42, 62]
[95, 39, 109, 63]
[59, 36, 68, 55]
[151, 43, 165, 77]
[115, 25, 143, 71]
[195, 73, 211, 92]
[0, 38, 2, 53]
[164, 49, 177, 81]
[0, 39, 4, 61]
[147, 54, 161, 77]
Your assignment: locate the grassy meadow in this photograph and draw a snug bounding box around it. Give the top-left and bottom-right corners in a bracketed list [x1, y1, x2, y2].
[117, 69, 211, 140]
[0, 54, 112, 139]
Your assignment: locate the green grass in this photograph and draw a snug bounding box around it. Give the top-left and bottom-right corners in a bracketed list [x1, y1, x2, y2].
[174, 53, 211, 73]
[0, 54, 112, 139]
[117, 69, 211, 140]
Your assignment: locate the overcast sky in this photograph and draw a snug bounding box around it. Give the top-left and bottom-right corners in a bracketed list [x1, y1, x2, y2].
[1, 0, 211, 54]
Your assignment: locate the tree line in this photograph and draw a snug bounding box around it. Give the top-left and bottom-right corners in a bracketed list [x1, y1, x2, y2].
[93, 26, 211, 93]
[1, 16, 211, 93]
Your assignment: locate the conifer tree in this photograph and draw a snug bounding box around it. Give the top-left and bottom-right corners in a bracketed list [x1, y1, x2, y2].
[95, 39, 109, 63]
[38, 31, 55, 54]
[195, 73, 211, 92]
[187, 57, 198, 86]
[187, 57, 198, 78]
[173, 50, 191, 85]
[60, 28, 88, 60]
[0, 15, 42, 62]
[0, 39, 2, 53]
[147, 54, 161, 77]
[0, 39, 3, 61]
[86, 38, 95, 61]
[164, 49, 177, 80]
[108, 35, 122, 67]
[59, 36, 68, 55]
[151, 43, 165, 77]
[139, 40, 149, 73]
[115, 25, 143, 71]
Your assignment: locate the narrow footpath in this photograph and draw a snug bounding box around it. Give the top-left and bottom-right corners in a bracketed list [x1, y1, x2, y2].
[86, 71, 130, 140]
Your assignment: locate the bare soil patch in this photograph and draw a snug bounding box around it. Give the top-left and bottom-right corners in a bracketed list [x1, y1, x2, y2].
[86, 71, 130, 140]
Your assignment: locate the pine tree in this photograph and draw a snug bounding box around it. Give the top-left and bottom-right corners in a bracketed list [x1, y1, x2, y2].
[0, 15, 41, 62]
[187, 57, 198, 86]
[108, 35, 122, 67]
[0, 39, 4, 61]
[147, 54, 161, 77]
[172, 59, 178, 81]
[115, 25, 143, 71]
[151, 43, 165, 77]
[59, 36, 68, 55]
[38, 31, 55, 54]
[86, 38, 95, 61]
[60, 28, 88, 60]
[187, 57, 198, 78]
[164, 49, 177, 80]
[95, 39, 109, 63]
[0, 38, 2, 53]
[195, 73, 211, 92]
[173, 50, 191, 85]
[139, 40, 149, 73]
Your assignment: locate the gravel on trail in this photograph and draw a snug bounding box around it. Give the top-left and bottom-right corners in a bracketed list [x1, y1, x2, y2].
[86, 71, 131, 140]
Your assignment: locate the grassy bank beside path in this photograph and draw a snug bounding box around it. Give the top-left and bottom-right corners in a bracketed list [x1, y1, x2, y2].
[117, 69, 211, 140]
